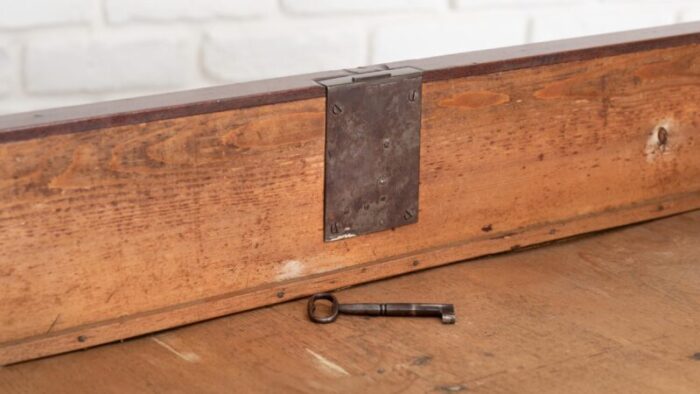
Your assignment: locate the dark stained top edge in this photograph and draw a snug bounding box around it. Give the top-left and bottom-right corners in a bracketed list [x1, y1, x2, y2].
[402, 21, 700, 81]
[2, 21, 700, 143]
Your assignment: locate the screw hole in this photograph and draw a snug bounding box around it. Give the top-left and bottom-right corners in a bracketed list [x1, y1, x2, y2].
[657, 127, 668, 147]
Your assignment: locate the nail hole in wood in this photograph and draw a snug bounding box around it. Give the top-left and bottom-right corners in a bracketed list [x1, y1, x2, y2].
[657, 126, 668, 148]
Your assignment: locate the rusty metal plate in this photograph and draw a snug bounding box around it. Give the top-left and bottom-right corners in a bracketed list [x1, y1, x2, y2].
[319, 67, 422, 242]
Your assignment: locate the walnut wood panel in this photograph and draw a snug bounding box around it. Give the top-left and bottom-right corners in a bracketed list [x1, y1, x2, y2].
[1, 42, 700, 364]
[1, 211, 698, 393]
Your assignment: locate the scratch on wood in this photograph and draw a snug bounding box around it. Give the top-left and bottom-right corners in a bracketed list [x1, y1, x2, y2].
[412, 355, 433, 366]
[105, 289, 117, 303]
[305, 348, 350, 376]
[277, 260, 306, 281]
[46, 314, 60, 335]
[435, 384, 467, 392]
[327, 232, 357, 242]
[151, 336, 200, 363]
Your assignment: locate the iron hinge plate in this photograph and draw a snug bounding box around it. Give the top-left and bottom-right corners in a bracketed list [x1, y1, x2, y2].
[318, 67, 422, 242]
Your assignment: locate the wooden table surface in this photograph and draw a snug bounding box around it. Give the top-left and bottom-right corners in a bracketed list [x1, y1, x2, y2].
[2, 210, 699, 393]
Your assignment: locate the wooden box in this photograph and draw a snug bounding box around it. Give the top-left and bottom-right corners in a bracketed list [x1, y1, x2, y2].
[1, 23, 700, 365]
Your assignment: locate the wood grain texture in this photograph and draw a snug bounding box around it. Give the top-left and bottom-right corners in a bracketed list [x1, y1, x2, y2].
[2, 43, 700, 364]
[1, 211, 699, 393]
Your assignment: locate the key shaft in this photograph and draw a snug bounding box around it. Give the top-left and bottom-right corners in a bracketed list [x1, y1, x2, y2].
[308, 293, 456, 324]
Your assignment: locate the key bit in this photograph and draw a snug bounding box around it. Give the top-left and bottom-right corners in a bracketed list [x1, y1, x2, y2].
[307, 293, 456, 324]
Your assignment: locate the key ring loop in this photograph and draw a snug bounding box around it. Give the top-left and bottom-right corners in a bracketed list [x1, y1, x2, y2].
[307, 293, 340, 323]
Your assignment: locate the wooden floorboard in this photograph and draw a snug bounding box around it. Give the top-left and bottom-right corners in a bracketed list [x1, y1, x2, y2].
[1, 210, 698, 393]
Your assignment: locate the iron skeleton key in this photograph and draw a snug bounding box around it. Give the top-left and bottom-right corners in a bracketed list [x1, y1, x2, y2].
[307, 293, 456, 324]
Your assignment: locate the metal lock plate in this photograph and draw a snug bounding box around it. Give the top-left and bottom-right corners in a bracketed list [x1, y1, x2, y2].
[319, 67, 422, 242]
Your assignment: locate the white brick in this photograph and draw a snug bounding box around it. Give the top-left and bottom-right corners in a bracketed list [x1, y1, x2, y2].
[0, 97, 95, 115]
[531, 4, 677, 42]
[0, 47, 10, 97]
[372, 13, 529, 63]
[453, 0, 583, 8]
[202, 28, 367, 82]
[679, 5, 700, 22]
[25, 36, 190, 93]
[0, 0, 91, 29]
[105, 0, 276, 23]
[282, 0, 447, 14]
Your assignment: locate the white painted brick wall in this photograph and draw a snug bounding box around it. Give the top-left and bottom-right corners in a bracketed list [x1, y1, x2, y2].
[531, 4, 678, 42]
[281, 0, 448, 14]
[372, 11, 529, 63]
[0, 0, 93, 29]
[679, 4, 700, 23]
[453, 0, 581, 8]
[25, 35, 191, 93]
[203, 27, 366, 82]
[0, 47, 10, 97]
[105, 0, 276, 23]
[0, 0, 697, 114]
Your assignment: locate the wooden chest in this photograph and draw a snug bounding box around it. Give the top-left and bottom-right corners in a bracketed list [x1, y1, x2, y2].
[1, 23, 700, 370]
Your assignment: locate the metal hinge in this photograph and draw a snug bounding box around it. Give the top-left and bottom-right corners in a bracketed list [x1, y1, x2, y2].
[318, 66, 423, 242]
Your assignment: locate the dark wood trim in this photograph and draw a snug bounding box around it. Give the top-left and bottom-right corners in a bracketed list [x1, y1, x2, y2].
[398, 21, 700, 80]
[0, 76, 329, 143]
[2, 21, 700, 143]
